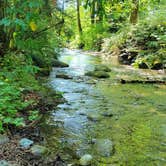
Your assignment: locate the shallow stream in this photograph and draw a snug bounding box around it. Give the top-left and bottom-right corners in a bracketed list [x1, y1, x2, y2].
[41, 48, 166, 165]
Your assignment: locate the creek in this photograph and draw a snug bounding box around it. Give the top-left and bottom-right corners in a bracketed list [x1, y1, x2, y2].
[41, 48, 166, 165]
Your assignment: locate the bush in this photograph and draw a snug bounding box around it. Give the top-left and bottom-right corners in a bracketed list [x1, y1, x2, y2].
[0, 53, 41, 132]
[0, 80, 28, 132]
[108, 9, 166, 69]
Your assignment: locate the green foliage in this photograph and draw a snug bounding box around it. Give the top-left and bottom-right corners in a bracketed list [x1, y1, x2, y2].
[81, 23, 109, 50]
[0, 0, 64, 132]
[107, 7, 166, 69]
[0, 53, 40, 90]
[0, 80, 27, 132]
[28, 110, 39, 121]
[0, 53, 42, 132]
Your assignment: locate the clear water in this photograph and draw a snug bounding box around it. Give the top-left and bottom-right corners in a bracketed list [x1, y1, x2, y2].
[41, 48, 166, 165]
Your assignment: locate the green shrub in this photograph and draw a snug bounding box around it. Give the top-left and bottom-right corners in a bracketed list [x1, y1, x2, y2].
[109, 8, 166, 69]
[0, 53, 42, 132]
[0, 80, 28, 132]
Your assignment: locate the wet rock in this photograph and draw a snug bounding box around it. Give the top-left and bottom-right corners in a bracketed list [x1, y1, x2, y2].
[78, 111, 86, 116]
[101, 111, 113, 117]
[87, 114, 101, 122]
[86, 79, 98, 84]
[52, 60, 69, 68]
[118, 49, 138, 65]
[79, 154, 93, 166]
[85, 71, 110, 78]
[138, 62, 149, 69]
[30, 145, 47, 156]
[152, 62, 163, 70]
[0, 135, 9, 145]
[95, 139, 114, 157]
[94, 65, 111, 72]
[0, 160, 10, 166]
[56, 74, 72, 79]
[19, 138, 34, 149]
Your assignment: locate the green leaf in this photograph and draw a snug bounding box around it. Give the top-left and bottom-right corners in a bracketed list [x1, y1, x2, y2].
[0, 18, 11, 26]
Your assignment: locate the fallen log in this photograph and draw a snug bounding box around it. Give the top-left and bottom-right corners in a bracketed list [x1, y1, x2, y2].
[120, 79, 166, 84]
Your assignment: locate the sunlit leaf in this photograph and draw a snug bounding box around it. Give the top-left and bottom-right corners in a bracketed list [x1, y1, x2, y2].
[29, 21, 37, 31]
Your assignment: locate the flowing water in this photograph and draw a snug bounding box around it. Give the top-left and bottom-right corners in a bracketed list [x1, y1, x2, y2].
[41, 48, 166, 165]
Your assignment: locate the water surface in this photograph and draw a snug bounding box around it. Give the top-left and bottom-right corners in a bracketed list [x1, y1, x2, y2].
[41, 48, 166, 165]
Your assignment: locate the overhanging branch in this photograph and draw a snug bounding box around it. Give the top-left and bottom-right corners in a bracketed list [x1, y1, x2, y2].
[25, 20, 64, 40]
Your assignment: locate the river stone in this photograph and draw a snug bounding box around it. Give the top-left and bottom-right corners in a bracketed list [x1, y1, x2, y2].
[0, 160, 10, 166]
[101, 111, 113, 117]
[0, 135, 9, 145]
[30, 145, 47, 156]
[95, 139, 113, 157]
[94, 65, 111, 72]
[87, 114, 101, 122]
[85, 71, 110, 78]
[56, 74, 72, 79]
[52, 59, 69, 68]
[79, 154, 93, 166]
[19, 138, 34, 149]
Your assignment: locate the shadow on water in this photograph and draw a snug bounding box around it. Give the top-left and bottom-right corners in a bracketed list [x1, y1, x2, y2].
[41, 48, 166, 165]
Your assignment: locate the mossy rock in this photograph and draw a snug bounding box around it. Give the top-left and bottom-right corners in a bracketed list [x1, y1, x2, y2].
[94, 65, 111, 72]
[51, 59, 69, 68]
[56, 74, 72, 79]
[85, 71, 110, 78]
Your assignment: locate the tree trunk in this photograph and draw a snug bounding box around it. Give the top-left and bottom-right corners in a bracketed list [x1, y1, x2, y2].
[90, 0, 95, 24]
[96, 1, 103, 23]
[0, 0, 7, 55]
[130, 0, 139, 24]
[76, 0, 82, 34]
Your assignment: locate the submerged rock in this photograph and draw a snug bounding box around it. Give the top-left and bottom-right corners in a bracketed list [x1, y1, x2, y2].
[95, 139, 113, 157]
[19, 138, 34, 149]
[85, 71, 110, 78]
[0, 135, 9, 145]
[80, 154, 93, 166]
[30, 145, 47, 156]
[101, 111, 113, 117]
[94, 65, 111, 72]
[87, 114, 101, 122]
[52, 59, 69, 68]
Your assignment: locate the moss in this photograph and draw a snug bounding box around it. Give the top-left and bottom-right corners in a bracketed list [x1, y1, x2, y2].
[85, 71, 110, 78]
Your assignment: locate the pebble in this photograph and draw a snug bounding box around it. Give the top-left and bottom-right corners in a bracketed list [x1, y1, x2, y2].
[80, 154, 93, 166]
[19, 138, 34, 149]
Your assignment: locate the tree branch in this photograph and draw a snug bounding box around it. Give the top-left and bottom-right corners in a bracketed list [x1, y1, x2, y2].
[25, 20, 64, 40]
